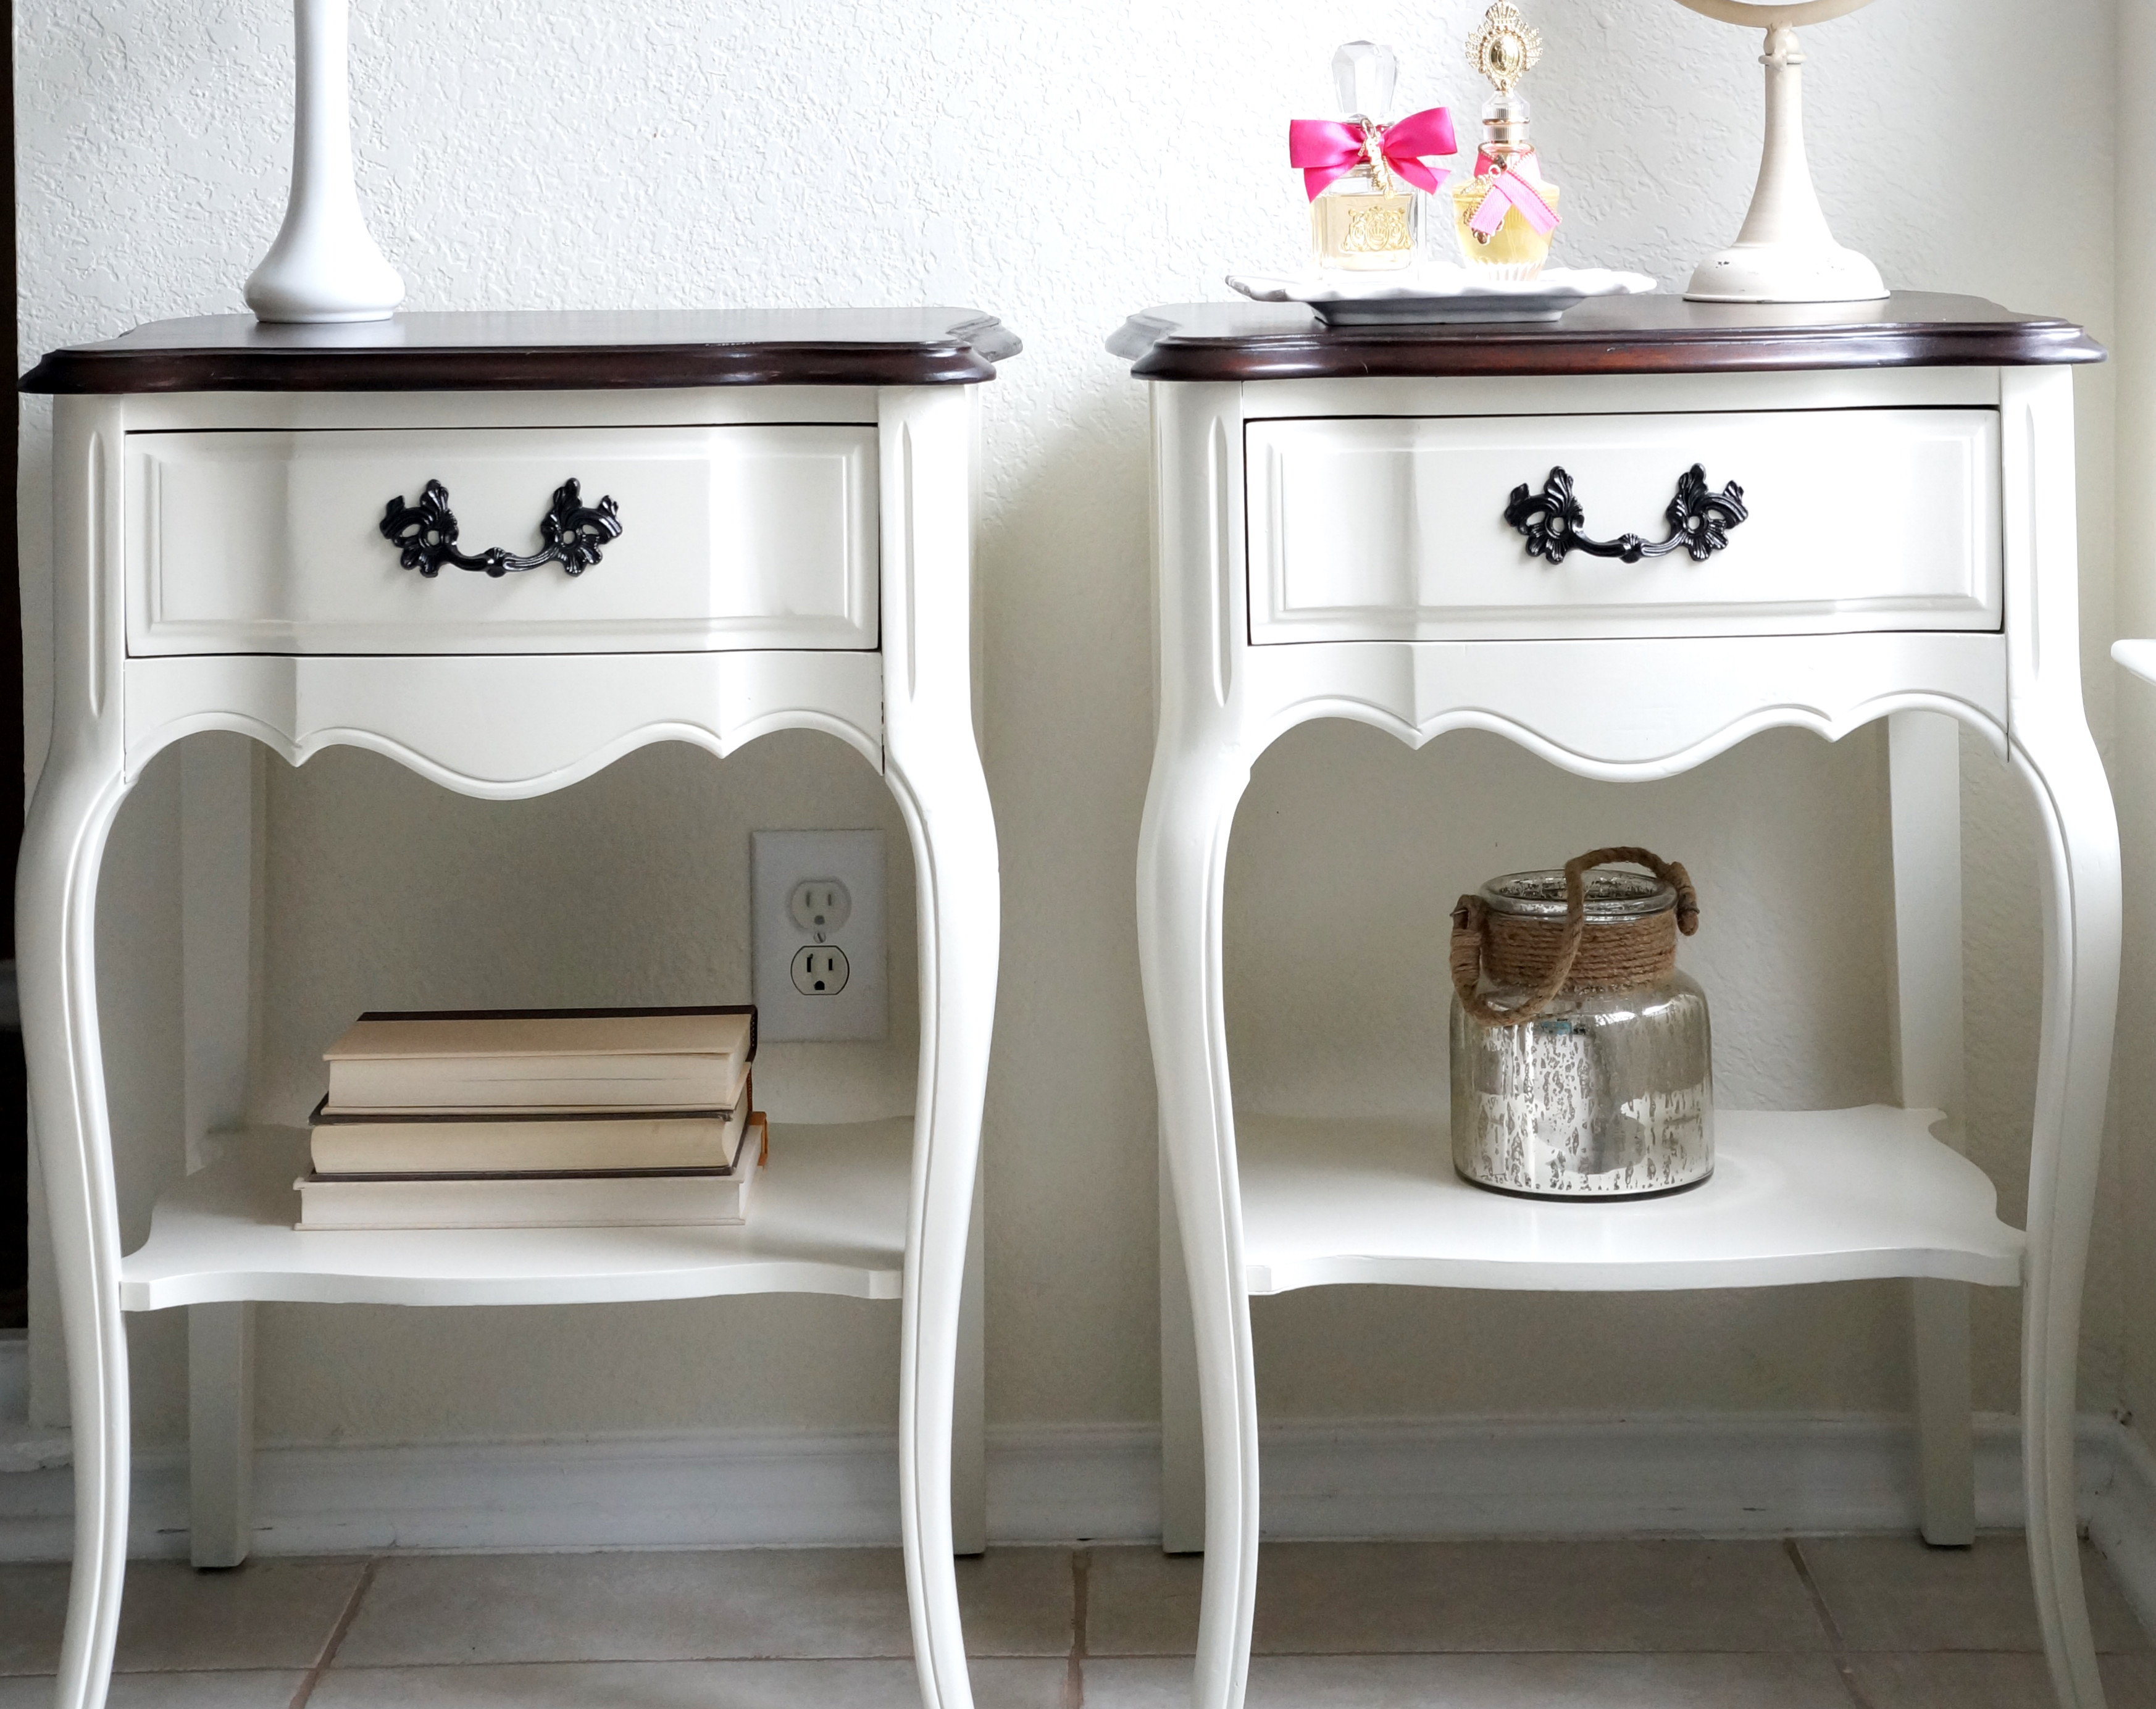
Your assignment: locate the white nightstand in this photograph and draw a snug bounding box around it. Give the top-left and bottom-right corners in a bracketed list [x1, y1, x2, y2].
[20, 308, 1016, 1709]
[1113, 294, 2117, 1709]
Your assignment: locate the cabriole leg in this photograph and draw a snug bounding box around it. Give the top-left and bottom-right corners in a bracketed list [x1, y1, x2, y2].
[1138, 754, 1257, 1709]
[20, 758, 133, 1709]
[880, 380, 999, 1709]
[885, 749, 998, 1709]
[952, 1161, 985, 1558]
[2010, 716, 2121, 1709]
[1159, 1133, 1206, 1555]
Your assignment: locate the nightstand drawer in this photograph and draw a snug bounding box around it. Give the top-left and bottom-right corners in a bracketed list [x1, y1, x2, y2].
[126, 424, 879, 654]
[1245, 410, 2001, 643]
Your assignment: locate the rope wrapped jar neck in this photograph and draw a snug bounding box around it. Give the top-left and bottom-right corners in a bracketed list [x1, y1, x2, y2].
[1449, 846, 1700, 1027]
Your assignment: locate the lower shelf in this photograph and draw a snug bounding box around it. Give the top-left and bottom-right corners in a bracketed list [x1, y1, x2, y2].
[1236, 1105, 2024, 1295]
[119, 1119, 911, 1311]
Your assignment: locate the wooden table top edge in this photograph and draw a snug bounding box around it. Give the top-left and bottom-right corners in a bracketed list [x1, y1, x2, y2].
[20, 309, 1024, 395]
[1110, 291, 2104, 382]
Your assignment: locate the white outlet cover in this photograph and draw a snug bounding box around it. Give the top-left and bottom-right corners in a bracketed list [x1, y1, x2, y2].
[753, 830, 887, 1042]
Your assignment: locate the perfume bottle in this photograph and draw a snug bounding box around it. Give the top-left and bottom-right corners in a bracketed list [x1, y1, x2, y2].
[1308, 42, 1419, 272]
[1452, 2, 1563, 279]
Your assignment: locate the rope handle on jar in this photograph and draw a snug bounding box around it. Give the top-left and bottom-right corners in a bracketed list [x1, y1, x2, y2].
[1449, 846, 1700, 1028]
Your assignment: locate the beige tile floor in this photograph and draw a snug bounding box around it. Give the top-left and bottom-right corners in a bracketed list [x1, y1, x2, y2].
[0, 1534, 2147, 1707]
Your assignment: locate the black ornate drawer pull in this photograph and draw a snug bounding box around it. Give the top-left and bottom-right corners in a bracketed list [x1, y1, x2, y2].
[380, 478, 623, 578]
[1505, 465, 1748, 564]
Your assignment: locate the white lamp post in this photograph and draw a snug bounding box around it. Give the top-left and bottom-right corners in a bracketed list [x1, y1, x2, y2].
[1674, 0, 1888, 304]
[244, 0, 405, 323]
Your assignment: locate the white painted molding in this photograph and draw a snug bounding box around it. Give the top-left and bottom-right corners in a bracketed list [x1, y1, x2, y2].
[2086, 1424, 2156, 1640]
[7, 1411, 2156, 1597]
[0, 1335, 69, 1475]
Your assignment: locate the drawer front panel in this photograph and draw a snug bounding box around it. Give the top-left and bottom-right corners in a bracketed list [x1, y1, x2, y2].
[1245, 410, 2001, 642]
[128, 425, 878, 654]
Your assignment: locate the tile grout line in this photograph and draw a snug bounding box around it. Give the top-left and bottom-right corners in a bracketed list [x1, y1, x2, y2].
[286, 1555, 381, 1709]
[1785, 1537, 1878, 1709]
[1063, 1546, 1090, 1709]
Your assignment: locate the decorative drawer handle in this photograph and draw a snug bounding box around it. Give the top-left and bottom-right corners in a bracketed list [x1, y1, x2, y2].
[379, 478, 623, 578]
[1504, 464, 1748, 564]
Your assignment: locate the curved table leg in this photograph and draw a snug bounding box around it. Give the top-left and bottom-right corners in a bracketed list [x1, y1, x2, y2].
[881, 381, 1000, 1709]
[2012, 714, 2121, 1709]
[886, 745, 998, 1709]
[20, 754, 133, 1709]
[1138, 751, 1256, 1709]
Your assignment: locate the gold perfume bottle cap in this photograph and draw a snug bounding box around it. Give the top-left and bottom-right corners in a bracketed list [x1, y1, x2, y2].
[1467, 1, 1543, 94]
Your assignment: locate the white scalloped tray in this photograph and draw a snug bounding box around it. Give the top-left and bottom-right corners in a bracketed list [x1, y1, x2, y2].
[1227, 265, 1660, 325]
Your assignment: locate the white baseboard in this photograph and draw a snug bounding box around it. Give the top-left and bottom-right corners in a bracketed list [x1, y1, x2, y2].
[2087, 1421, 2156, 1638]
[5, 1411, 2156, 1610]
[0, 1334, 69, 1476]
[0, 1332, 24, 1419]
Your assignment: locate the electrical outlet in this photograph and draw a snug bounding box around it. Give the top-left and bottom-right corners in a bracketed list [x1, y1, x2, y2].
[788, 880, 851, 936]
[790, 945, 850, 995]
[753, 830, 886, 1041]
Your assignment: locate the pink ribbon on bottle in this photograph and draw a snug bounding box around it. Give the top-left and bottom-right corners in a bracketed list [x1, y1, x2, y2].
[1466, 148, 1560, 238]
[1288, 107, 1458, 199]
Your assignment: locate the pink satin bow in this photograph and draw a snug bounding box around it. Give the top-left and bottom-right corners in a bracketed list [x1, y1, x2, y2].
[1288, 107, 1457, 200]
[1466, 148, 1560, 237]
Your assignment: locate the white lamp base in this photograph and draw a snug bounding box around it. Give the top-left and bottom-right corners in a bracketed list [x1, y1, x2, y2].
[245, 215, 404, 324]
[1682, 21, 1888, 307]
[245, 0, 403, 325]
[1686, 239, 1887, 304]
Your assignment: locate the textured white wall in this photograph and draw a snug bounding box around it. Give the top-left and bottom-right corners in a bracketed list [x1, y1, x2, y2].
[16, 0, 2126, 1456]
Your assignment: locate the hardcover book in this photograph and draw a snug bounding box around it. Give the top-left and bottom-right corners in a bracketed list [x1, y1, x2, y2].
[296, 1102, 762, 1231]
[309, 1075, 752, 1176]
[321, 1006, 755, 1114]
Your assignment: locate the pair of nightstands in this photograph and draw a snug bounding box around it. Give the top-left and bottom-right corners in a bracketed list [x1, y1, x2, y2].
[20, 290, 2120, 1709]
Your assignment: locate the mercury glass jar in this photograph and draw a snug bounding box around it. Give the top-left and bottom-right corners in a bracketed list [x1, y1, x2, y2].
[1448, 850, 1713, 1199]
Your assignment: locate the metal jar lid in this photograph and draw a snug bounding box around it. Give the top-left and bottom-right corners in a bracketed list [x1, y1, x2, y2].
[1481, 867, 1677, 921]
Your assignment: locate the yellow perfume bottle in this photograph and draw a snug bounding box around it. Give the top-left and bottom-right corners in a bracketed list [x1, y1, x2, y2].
[1310, 42, 1419, 272]
[1452, 2, 1562, 280]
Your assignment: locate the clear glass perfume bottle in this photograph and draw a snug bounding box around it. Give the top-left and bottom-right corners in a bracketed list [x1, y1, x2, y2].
[1452, 2, 1562, 280]
[1310, 41, 1419, 272]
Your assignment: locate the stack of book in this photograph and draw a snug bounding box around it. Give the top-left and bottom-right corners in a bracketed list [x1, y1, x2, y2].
[296, 1006, 763, 1231]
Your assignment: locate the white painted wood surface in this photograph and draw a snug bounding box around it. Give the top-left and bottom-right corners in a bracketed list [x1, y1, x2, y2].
[178, 733, 261, 1569]
[2113, 640, 2156, 685]
[1158, 1133, 1205, 1555]
[1997, 366, 2121, 1709]
[1245, 410, 2000, 641]
[22, 381, 1000, 1709]
[122, 650, 887, 795]
[1888, 708, 1976, 1548]
[123, 1121, 909, 1309]
[1235, 1108, 2019, 1294]
[1137, 363, 2118, 1709]
[128, 425, 879, 654]
[182, 1304, 253, 1571]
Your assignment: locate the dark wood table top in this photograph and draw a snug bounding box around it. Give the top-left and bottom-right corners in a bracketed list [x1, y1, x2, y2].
[21, 307, 1022, 394]
[1107, 292, 2101, 382]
